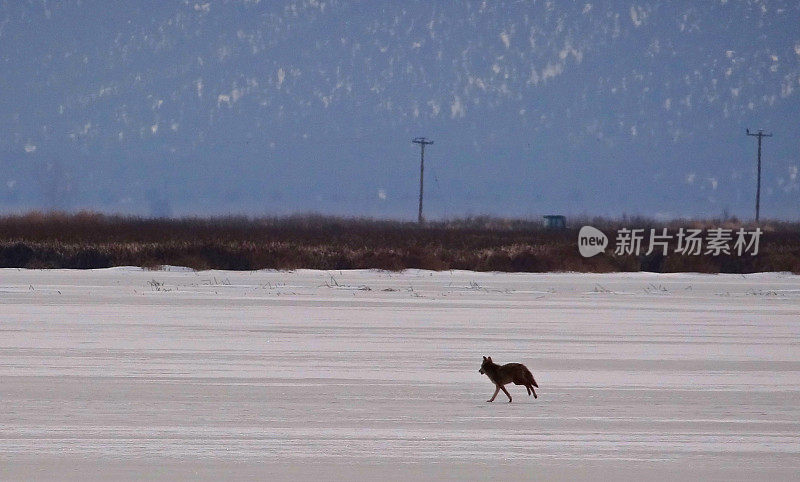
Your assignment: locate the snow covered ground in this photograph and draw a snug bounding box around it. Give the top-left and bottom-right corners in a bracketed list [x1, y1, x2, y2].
[1, 268, 799, 480]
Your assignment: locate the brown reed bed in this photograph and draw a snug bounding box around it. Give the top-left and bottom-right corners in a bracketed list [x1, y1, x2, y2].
[0, 212, 798, 273]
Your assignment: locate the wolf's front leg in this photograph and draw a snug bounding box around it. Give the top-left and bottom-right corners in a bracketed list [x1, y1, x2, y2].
[500, 385, 512, 403]
[487, 386, 500, 402]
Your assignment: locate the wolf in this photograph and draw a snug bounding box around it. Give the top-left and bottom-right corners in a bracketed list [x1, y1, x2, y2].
[479, 356, 538, 403]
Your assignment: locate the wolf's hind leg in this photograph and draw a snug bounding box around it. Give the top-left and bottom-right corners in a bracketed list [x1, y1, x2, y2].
[524, 368, 538, 388]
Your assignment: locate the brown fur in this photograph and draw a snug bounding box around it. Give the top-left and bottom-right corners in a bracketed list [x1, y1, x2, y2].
[479, 356, 538, 402]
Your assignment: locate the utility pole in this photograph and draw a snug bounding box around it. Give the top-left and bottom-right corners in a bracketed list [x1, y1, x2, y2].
[746, 128, 772, 223]
[412, 137, 434, 223]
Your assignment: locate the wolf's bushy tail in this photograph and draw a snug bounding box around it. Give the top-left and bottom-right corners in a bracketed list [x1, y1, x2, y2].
[525, 366, 538, 388]
[524, 366, 538, 398]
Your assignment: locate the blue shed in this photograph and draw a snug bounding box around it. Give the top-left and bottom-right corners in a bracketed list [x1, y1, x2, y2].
[543, 215, 566, 230]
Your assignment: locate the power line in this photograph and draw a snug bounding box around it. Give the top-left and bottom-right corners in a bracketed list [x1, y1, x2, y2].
[746, 128, 772, 223]
[412, 137, 434, 223]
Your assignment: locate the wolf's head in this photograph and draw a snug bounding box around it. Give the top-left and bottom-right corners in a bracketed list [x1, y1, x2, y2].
[479, 356, 493, 374]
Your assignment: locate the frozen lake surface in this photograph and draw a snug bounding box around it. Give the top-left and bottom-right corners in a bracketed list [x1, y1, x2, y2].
[1, 268, 799, 480]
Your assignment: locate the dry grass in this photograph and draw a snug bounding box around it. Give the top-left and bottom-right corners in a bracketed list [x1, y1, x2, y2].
[0, 212, 798, 273]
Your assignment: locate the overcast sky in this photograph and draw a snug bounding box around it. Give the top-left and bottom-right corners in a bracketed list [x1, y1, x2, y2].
[1, 1, 798, 220]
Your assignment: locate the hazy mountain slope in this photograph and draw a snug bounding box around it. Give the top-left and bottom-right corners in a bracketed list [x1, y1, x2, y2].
[1, 1, 798, 218]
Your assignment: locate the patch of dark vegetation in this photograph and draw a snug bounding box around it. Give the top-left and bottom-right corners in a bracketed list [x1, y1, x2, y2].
[0, 211, 798, 273]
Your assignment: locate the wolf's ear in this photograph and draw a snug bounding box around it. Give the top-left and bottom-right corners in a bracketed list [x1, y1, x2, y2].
[482, 356, 487, 361]
[487, 356, 492, 362]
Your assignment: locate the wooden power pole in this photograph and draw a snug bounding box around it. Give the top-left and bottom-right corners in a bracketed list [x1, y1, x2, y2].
[746, 128, 772, 223]
[412, 137, 434, 223]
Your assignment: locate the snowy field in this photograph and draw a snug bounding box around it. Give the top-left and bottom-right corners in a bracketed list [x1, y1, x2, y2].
[1, 268, 799, 480]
